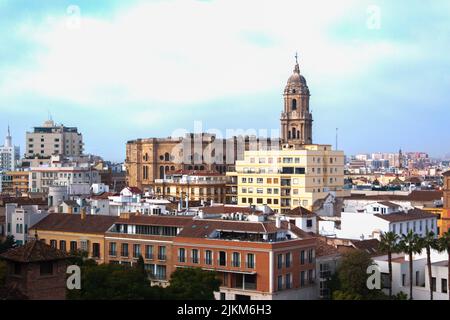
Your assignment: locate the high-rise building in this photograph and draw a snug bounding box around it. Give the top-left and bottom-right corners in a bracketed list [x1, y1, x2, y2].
[280, 55, 313, 146]
[25, 119, 84, 159]
[227, 144, 346, 212]
[0, 126, 20, 171]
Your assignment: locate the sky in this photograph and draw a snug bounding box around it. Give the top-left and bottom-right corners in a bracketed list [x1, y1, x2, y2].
[0, 0, 449, 162]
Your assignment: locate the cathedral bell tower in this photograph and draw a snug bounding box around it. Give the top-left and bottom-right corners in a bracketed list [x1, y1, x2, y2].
[280, 54, 313, 145]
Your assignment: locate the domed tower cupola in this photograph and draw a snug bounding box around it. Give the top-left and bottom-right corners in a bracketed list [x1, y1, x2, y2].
[280, 53, 313, 146]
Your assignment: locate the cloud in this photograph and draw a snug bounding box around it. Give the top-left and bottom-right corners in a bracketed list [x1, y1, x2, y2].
[0, 0, 449, 160]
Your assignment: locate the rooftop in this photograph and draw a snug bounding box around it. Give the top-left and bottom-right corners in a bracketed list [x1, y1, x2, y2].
[177, 219, 312, 242]
[0, 240, 70, 263]
[348, 190, 443, 202]
[113, 214, 193, 228]
[283, 206, 315, 217]
[31, 213, 116, 234]
[375, 208, 436, 222]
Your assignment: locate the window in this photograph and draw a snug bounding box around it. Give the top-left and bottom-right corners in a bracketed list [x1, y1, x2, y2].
[133, 244, 141, 258]
[40, 262, 53, 276]
[308, 269, 314, 284]
[80, 240, 88, 253]
[300, 250, 305, 264]
[300, 271, 306, 287]
[402, 274, 406, 286]
[70, 241, 77, 252]
[286, 274, 292, 289]
[285, 253, 292, 268]
[121, 243, 129, 257]
[416, 271, 420, 286]
[308, 249, 314, 263]
[178, 248, 186, 263]
[232, 252, 241, 267]
[145, 245, 154, 259]
[92, 243, 100, 258]
[442, 279, 448, 294]
[219, 251, 227, 266]
[277, 275, 283, 291]
[247, 253, 255, 269]
[50, 240, 57, 248]
[306, 219, 313, 228]
[432, 277, 437, 292]
[205, 250, 213, 265]
[192, 249, 199, 264]
[109, 242, 117, 256]
[59, 240, 66, 252]
[277, 254, 283, 269]
[155, 265, 167, 280]
[158, 246, 166, 261]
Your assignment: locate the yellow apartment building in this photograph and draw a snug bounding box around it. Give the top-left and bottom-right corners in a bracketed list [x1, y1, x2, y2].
[227, 144, 348, 213]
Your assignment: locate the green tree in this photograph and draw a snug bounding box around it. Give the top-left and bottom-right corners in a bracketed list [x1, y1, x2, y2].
[135, 255, 148, 279]
[438, 231, 450, 301]
[330, 250, 386, 299]
[167, 268, 221, 300]
[421, 231, 438, 300]
[379, 231, 399, 298]
[68, 263, 163, 300]
[0, 236, 16, 254]
[398, 230, 422, 300]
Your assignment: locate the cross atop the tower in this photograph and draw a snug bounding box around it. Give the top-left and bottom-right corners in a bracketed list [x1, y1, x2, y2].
[295, 52, 299, 64]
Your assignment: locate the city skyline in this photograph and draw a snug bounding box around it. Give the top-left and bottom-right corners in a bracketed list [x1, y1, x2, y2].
[1, 0, 449, 161]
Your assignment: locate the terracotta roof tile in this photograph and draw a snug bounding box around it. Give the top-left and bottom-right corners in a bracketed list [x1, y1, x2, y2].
[31, 213, 116, 234]
[0, 240, 70, 263]
[199, 205, 262, 215]
[283, 206, 315, 217]
[374, 208, 436, 222]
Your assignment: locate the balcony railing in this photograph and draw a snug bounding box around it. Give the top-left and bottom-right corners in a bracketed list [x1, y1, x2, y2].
[158, 255, 167, 261]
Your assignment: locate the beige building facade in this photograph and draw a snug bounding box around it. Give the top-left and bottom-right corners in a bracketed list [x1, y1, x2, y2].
[227, 144, 347, 213]
[126, 133, 279, 192]
[26, 120, 84, 158]
[153, 170, 226, 203]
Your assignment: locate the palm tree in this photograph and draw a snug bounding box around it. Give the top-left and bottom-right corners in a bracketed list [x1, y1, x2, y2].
[421, 231, 438, 300]
[438, 231, 450, 301]
[398, 230, 422, 300]
[379, 232, 399, 298]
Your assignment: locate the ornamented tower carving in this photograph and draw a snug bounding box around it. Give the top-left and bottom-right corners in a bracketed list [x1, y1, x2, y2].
[281, 54, 313, 145]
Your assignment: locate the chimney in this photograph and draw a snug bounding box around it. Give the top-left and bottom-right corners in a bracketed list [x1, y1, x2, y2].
[276, 216, 281, 228]
[81, 207, 86, 220]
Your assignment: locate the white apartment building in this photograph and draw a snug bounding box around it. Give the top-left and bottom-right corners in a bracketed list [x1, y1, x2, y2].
[228, 144, 349, 213]
[374, 249, 450, 300]
[319, 202, 438, 240]
[25, 119, 84, 158]
[4, 203, 48, 245]
[29, 164, 100, 193]
[0, 126, 20, 171]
